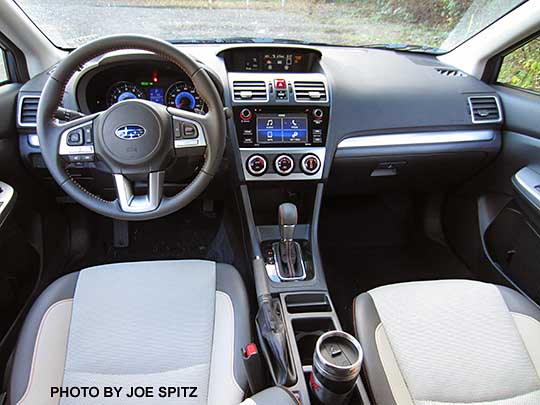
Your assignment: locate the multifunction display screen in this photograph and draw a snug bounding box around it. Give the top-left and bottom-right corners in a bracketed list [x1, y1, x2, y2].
[256, 114, 308, 144]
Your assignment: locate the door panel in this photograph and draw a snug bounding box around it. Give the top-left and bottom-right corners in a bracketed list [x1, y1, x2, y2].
[0, 52, 40, 385]
[474, 84, 540, 300]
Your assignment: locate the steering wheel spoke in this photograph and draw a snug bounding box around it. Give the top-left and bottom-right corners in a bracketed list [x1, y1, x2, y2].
[167, 107, 207, 154]
[113, 171, 165, 213]
[57, 113, 101, 163]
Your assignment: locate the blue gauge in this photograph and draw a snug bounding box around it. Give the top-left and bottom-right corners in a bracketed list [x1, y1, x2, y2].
[107, 81, 145, 107]
[175, 91, 196, 110]
[166, 81, 205, 112]
[118, 91, 137, 102]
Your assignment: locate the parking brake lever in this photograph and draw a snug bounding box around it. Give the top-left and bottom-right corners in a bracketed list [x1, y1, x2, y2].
[256, 297, 296, 386]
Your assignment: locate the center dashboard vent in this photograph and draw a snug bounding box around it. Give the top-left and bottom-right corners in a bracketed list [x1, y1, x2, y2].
[468, 96, 502, 124]
[232, 80, 268, 101]
[435, 67, 467, 77]
[18, 96, 40, 127]
[293, 81, 327, 102]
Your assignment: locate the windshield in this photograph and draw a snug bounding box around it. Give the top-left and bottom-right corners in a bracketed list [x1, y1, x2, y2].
[15, 0, 525, 51]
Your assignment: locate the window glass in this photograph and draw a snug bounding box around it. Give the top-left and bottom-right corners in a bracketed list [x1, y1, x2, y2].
[15, 0, 525, 52]
[498, 37, 540, 92]
[0, 50, 8, 83]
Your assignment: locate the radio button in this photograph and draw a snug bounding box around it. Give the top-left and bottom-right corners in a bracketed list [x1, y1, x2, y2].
[275, 155, 294, 175]
[313, 108, 324, 118]
[247, 154, 267, 176]
[301, 154, 321, 175]
[240, 108, 253, 121]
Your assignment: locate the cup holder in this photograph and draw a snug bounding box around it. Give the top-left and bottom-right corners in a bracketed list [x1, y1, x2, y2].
[292, 318, 335, 366]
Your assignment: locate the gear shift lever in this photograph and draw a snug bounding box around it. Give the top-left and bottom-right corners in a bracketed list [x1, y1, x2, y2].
[274, 203, 306, 281]
[279, 203, 297, 242]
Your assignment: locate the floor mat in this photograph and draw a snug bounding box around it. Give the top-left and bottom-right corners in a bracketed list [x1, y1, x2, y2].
[319, 194, 476, 333]
[70, 202, 224, 271]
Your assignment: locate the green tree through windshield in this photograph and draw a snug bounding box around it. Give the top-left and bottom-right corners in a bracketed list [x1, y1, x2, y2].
[15, 0, 524, 50]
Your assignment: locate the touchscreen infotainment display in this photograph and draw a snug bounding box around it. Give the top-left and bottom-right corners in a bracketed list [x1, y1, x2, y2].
[256, 114, 308, 144]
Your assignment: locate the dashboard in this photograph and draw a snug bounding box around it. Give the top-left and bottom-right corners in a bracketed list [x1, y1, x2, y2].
[79, 61, 207, 114]
[16, 44, 504, 191]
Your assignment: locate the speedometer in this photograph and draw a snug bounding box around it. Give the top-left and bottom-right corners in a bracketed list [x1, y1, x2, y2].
[166, 81, 205, 113]
[106, 81, 145, 107]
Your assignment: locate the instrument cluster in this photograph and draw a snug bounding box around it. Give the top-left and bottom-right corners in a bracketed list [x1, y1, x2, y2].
[82, 61, 207, 114]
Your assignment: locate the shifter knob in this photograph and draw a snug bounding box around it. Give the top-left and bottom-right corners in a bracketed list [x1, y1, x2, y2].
[279, 203, 297, 242]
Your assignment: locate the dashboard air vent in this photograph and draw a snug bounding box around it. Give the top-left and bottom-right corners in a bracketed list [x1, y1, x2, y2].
[232, 81, 268, 101]
[436, 68, 467, 77]
[293, 81, 327, 102]
[18, 96, 40, 126]
[468, 96, 502, 124]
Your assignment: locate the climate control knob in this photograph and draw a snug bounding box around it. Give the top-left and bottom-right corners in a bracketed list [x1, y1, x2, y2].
[274, 155, 295, 175]
[301, 154, 321, 175]
[247, 154, 267, 176]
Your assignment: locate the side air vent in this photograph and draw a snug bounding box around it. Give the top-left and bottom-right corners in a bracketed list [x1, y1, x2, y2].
[232, 81, 268, 101]
[468, 96, 502, 124]
[436, 68, 467, 77]
[293, 81, 327, 102]
[18, 96, 40, 127]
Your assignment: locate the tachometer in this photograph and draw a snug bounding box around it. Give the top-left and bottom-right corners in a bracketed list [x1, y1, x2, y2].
[166, 81, 205, 113]
[106, 81, 145, 107]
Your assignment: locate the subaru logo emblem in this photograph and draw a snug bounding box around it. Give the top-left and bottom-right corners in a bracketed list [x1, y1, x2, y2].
[115, 125, 146, 140]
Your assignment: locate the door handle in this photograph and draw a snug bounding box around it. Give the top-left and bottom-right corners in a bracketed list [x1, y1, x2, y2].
[512, 167, 540, 211]
[0, 181, 16, 229]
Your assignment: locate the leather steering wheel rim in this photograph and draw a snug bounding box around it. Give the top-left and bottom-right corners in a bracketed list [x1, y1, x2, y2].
[37, 34, 226, 221]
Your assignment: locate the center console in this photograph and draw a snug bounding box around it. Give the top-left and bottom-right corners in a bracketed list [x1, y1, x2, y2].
[222, 46, 369, 404]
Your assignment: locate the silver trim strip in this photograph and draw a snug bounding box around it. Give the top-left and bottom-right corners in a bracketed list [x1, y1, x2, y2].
[239, 147, 326, 181]
[59, 121, 95, 156]
[513, 167, 540, 211]
[468, 95, 503, 124]
[272, 241, 307, 281]
[17, 95, 40, 128]
[113, 171, 164, 213]
[337, 130, 495, 149]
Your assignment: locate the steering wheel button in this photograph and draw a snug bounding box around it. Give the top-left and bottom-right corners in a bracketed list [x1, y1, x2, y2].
[67, 129, 84, 146]
[182, 123, 198, 139]
[83, 126, 93, 144]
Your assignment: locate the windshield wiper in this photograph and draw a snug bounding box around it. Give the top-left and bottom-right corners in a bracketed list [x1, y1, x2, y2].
[361, 43, 444, 54]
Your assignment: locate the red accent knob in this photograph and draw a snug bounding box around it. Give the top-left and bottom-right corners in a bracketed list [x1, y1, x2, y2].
[240, 108, 253, 121]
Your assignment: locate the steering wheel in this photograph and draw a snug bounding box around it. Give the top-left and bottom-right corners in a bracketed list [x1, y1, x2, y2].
[37, 35, 226, 221]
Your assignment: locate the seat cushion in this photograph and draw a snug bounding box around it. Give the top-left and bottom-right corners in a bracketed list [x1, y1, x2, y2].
[8, 260, 251, 405]
[354, 279, 540, 405]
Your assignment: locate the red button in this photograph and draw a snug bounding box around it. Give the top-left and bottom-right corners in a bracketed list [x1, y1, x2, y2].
[274, 79, 286, 89]
[245, 343, 258, 358]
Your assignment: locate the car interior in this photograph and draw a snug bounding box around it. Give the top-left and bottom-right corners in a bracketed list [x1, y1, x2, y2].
[1, 0, 540, 404]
